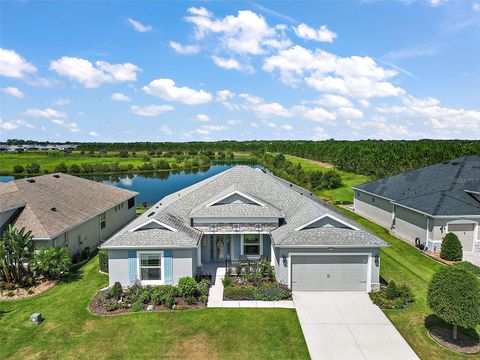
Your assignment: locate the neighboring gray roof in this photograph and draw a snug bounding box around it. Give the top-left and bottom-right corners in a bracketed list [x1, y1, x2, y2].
[354, 156, 480, 216]
[0, 173, 138, 239]
[103, 166, 387, 249]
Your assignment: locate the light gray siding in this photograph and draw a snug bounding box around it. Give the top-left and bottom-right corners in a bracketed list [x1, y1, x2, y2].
[274, 247, 381, 292]
[107, 248, 196, 287]
[394, 206, 428, 245]
[432, 218, 480, 252]
[354, 191, 393, 228]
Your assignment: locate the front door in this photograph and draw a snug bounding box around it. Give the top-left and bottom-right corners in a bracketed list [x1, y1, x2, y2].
[211, 234, 232, 262]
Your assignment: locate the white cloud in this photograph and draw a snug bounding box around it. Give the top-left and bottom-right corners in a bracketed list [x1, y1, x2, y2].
[185, 8, 290, 55]
[50, 57, 141, 88]
[127, 18, 152, 32]
[130, 104, 174, 117]
[0, 119, 35, 130]
[111, 92, 131, 101]
[474, 2, 480, 11]
[196, 114, 210, 121]
[267, 122, 277, 128]
[24, 108, 67, 119]
[294, 23, 337, 43]
[89, 131, 100, 137]
[1, 87, 24, 98]
[211, 56, 254, 72]
[280, 124, 293, 130]
[254, 102, 291, 118]
[169, 41, 200, 55]
[0, 48, 37, 78]
[312, 126, 330, 140]
[227, 119, 242, 125]
[54, 98, 71, 106]
[429, 0, 443, 7]
[159, 125, 173, 135]
[216, 89, 235, 102]
[142, 78, 212, 105]
[250, 122, 259, 128]
[195, 124, 228, 135]
[51, 119, 80, 133]
[346, 116, 409, 138]
[293, 105, 337, 123]
[336, 107, 364, 120]
[316, 94, 352, 107]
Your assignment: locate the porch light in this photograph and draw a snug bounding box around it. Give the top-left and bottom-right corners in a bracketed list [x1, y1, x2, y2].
[282, 255, 287, 267]
[374, 254, 379, 266]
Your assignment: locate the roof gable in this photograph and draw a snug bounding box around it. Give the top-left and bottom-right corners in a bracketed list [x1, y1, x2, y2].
[208, 191, 264, 207]
[129, 219, 177, 232]
[295, 214, 360, 231]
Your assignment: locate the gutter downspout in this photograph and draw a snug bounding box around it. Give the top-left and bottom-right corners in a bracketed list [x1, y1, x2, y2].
[426, 216, 430, 250]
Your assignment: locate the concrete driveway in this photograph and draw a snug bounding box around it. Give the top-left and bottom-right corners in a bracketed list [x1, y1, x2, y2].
[293, 292, 419, 360]
[464, 252, 480, 266]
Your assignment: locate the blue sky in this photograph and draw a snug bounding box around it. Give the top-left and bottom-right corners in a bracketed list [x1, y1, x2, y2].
[1, 1, 479, 142]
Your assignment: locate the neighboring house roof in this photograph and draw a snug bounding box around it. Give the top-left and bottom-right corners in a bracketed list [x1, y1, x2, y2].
[0, 173, 138, 239]
[102, 166, 387, 249]
[353, 155, 480, 216]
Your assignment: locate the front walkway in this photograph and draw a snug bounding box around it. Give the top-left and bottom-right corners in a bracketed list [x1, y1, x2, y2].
[293, 292, 419, 360]
[206, 266, 294, 308]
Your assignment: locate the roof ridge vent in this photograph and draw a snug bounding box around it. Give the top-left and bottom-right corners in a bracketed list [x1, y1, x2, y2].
[51, 207, 57, 212]
[53, 174, 60, 178]
[27, 179, 35, 183]
[147, 212, 155, 217]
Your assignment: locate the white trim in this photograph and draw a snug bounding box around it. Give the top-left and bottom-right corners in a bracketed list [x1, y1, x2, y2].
[196, 246, 202, 267]
[287, 252, 372, 292]
[129, 219, 178, 233]
[206, 190, 265, 207]
[271, 241, 276, 267]
[240, 233, 263, 259]
[352, 188, 392, 202]
[294, 214, 360, 231]
[203, 231, 270, 235]
[137, 251, 165, 285]
[465, 189, 480, 196]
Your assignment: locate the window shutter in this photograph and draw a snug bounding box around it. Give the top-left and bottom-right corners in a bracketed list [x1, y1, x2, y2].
[164, 250, 173, 285]
[262, 234, 271, 258]
[233, 234, 241, 259]
[128, 251, 137, 285]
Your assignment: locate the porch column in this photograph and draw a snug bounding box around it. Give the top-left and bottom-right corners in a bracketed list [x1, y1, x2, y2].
[271, 241, 275, 266]
[197, 245, 202, 267]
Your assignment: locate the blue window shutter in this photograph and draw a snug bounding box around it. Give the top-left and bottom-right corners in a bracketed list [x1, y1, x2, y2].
[262, 234, 271, 258]
[210, 235, 214, 260]
[233, 234, 241, 259]
[128, 251, 137, 285]
[164, 250, 173, 285]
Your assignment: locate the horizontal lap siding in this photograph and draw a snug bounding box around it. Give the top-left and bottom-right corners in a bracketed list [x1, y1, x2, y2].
[394, 206, 427, 245]
[354, 191, 393, 229]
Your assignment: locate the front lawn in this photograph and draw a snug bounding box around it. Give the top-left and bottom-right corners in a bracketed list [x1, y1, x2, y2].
[285, 155, 371, 203]
[0, 257, 308, 359]
[338, 207, 479, 360]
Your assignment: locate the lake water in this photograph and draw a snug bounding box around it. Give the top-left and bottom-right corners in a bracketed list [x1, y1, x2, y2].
[0, 163, 260, 206]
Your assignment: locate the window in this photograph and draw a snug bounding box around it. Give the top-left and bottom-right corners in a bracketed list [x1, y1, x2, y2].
[128, 198, 135, 209]
[139, 253, 162, 281]
[100, 212, 106, 229]
[243, 234, 260, 256]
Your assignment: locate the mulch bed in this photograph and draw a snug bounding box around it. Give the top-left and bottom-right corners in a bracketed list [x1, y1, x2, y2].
[424, 251, 460, 265]
[429, 326, 480, 355]
[89, 289, 206, 316]
[0, 279, 58, 300]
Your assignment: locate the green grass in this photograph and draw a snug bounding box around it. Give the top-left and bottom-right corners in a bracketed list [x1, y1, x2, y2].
[284, 155, 371, 203]
[337, 207, 479, 360]
[0, 257, 308, 360]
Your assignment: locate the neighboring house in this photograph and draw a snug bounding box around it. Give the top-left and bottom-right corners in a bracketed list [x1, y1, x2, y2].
[353, 156, 480, 253]
[0, 173, 138, 255]
[102, 166, 387, 292]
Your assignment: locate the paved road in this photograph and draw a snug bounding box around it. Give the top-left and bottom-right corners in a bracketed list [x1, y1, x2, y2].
[293, 292, 419, 360]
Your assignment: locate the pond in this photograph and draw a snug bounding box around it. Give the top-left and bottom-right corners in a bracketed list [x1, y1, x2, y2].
[0, 163, 261, 206]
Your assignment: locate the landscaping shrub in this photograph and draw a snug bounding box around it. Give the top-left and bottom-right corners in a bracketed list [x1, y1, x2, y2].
[184, 295, 197, 305]
[13, 165, 24, 174]
[198, 295, 208, 304]
[223, 285, 255, 300]
[369, 282, 414, 309]
[440, 233, 462, 261]
[25, 163, 40, 174]
[197, 279, 210, 297]
[178, 277, 198, 298]
[253, 283, 291, 301]
[80, 247, 91, 261]
[222, 275, 232, 287]
[104, 302, 119, 312]
[54, 162, 68, 173]
[454, 261, 480, 277]
[428, 266, 480, 339]
[129, 302, 144, 312]
[258, 258, 275, 281]
[32, 247, 71, 280]
[98, 249, 109, 273]
[162, 286, 177, 308]
[106, 282, 123, 300]
[137, 288, 152, 304]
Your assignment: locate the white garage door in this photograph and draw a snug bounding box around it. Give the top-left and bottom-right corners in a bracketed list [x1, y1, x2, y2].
[291, 255, 368, 292]
[448, 223, 475, 252]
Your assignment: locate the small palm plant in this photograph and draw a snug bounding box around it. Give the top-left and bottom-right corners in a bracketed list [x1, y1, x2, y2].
[32, 247, 71, 279]
[0, 225, 34, 286]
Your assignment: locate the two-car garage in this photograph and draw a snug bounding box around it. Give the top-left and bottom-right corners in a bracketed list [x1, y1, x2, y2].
[288, 253, 373, 292]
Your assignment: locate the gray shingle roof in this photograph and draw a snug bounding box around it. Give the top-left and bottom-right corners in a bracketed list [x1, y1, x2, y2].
[354, 156, 480, 216]
[102, 166, 387, 249]
[0, 173, 138, 239]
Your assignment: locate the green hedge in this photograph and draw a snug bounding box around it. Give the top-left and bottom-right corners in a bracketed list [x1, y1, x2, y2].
[99, 249, 108, 273]
[440, 233, 462, 261]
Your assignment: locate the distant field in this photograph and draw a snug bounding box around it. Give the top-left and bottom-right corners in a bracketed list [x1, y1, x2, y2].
[285, 155, 371, 204]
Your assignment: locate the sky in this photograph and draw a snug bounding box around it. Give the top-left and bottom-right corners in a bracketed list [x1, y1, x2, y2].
[0, 1, 479, 142]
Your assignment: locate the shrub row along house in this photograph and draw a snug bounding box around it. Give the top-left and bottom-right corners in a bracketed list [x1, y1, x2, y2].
[0, 173, 137, 256]
[102, 166, 388, 291]
[353, 156, 480, 254]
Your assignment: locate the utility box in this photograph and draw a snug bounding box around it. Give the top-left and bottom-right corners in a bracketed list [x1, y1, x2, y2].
[30, 313, 43, 325]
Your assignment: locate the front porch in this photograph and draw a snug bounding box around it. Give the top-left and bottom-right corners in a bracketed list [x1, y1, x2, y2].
[198, 232, 273, 266]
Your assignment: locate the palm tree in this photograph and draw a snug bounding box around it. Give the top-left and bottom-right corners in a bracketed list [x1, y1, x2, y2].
[0, 225, 34, 285]
[32, 247, 71, 279]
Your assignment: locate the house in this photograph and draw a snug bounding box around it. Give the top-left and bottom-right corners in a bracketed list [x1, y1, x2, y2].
[353, 155, 480, 253]
[102, 166, 387, 291]
[0, 173, 138, 255]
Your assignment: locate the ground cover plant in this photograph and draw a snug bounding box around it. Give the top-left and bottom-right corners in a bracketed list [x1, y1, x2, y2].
[223, 258, 291, 301]
[0, 256, 309, 359]
[369, 280, 415, 309]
